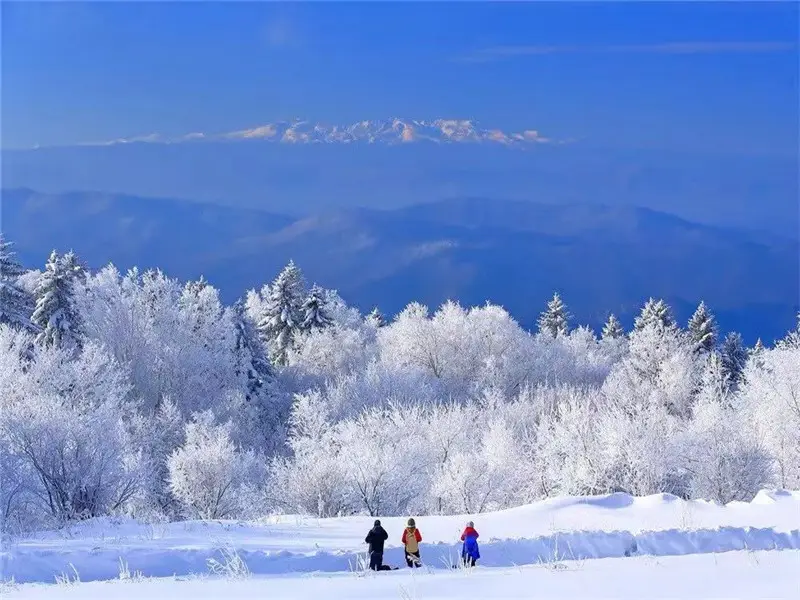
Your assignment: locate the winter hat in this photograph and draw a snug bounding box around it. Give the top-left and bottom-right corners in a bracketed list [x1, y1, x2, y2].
[407, 518, 416, 527]
[374, 519, 381, 527]
[467, 521, 474, 528]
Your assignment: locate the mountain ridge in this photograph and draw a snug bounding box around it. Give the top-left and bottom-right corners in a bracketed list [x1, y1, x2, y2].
[74, 118, 557, 149]
[2, 188, 797, 344]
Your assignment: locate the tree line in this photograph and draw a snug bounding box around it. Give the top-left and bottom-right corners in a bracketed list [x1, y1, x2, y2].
[1, 236, 798, 533]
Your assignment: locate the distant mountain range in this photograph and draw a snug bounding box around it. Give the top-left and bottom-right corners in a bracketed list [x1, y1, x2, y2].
[3, 188, 797, 344]
[76, 118, 556, 148]
[3, 140, 796, 238]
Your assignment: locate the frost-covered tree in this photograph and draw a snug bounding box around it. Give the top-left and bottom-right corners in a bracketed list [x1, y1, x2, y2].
[432, 416, 523, 513]
[776, 312, 800, 350]
[719, 332, 747, 390]
[0, 236, 34, 330]
[684, 353, 771, 503]
[31, 250, 85, 351]
[168, 412, 262, 520]
[0, 335, 138, 524]
[538, 292, 570, 338]
[258, 261, 306, 366]
[232, 299, 272, 403]
[366, 307, 387, 328]
[633, 298, 676, 333]
[601, 314, 625, 340]
[300, 285, 333, 331]
[75, 266, 243, 422]
[288, 323, 377, 382]
[269, 392, 352, 517]
[687, 301, 717, 354]
[740, 347, 800, 489]
[604, 322, 696, 419]
[748, 338, 766, 371]
[338, 406, 427, 516]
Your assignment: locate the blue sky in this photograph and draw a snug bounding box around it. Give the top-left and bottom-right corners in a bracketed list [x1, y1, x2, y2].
[2, 1, 798, 155]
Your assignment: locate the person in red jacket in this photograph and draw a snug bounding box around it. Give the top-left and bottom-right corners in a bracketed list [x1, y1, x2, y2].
[460, 521, 480, 567]
[401, 518, 422, 567]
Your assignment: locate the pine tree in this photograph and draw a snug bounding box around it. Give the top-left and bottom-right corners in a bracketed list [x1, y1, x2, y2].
[538, 292, 570, 338]
[601, 313, 625, 340]
[257, 261, 306, 366]
[31, 250, 85, 350]
[366, 307, 387, 328]
[687, 301, 717, 353]
[300, 285, 333, 331]
[232, 299, 272, 402]
[634, 298, 676, 332]
[719, 332, 747, 390]
[0, 236, 35, 330]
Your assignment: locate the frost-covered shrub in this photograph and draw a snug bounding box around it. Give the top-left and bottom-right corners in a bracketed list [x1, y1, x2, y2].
[269, 392, 352, 517]
[0, 330, 138, 527]
[739, 346, 800, 489]
[168, 412, 264, 520]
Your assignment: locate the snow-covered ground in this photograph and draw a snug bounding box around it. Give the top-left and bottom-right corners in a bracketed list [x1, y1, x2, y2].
[5, 552, 800, 600]
[3, 490, 799, 597]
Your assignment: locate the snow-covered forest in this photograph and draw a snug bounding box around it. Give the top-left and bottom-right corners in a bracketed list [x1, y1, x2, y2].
[1, 236, 799, 534]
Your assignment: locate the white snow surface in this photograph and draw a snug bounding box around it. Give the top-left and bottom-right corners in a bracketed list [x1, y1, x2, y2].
[2, 489, 799, 588]
[6, 551, 800, 600]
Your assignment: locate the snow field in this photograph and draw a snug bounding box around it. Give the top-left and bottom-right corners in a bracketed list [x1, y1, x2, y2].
[4, 551, 800, 600]
[2, 489, 799, 585]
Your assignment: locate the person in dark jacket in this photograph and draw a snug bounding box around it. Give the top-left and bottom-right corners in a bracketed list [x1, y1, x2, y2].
[460, 521, 480, 567]
[365, 519, 389, 571]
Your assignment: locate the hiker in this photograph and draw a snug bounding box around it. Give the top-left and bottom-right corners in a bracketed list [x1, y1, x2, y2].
[460, 521, 480, 567]
[402, 518, 422, 567]
[365, 519, 389, 571]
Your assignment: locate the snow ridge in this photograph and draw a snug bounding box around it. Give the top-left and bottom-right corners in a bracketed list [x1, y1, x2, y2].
[89, 118, 554, 147]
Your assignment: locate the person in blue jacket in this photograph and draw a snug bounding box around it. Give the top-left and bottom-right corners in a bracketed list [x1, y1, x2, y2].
[460, 521, 480, 567]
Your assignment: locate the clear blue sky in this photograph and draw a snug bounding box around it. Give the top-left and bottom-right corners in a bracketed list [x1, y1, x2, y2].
[2, 1, 798, 155]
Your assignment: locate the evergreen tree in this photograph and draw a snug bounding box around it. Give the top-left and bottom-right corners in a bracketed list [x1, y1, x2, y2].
[634, 298, 676, 332]
[0, 236, 35, 330]
[687, 301, 717, 354]
[300, 285, 333, 331]
[31, 250, 85, 351]
[257, 261, 306, 366]
[366, 307, 387, 328]
[232, 299, 272, 402]
[719, 332, 747, 390]
[601, 313, 625, 340]
[538, 292, 570, 338]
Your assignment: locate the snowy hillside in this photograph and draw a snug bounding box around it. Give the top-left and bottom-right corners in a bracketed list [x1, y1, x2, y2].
[3, 489, 799, 587]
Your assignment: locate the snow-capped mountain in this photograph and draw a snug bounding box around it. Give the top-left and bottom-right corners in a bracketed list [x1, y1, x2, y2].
[90, 118, 553, 147]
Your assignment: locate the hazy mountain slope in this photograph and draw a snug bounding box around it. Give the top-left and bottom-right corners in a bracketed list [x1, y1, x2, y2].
[3, 142, 797, 237]
[1, 188, 292, 279]
[2, 188, 796, 343]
